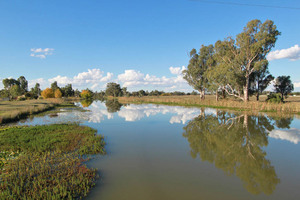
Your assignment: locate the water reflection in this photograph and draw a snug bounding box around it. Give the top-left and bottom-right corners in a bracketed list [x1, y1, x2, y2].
[80, 99, 93, 107]
[182, 111, 281, 195]
[105, 99, 123, 113]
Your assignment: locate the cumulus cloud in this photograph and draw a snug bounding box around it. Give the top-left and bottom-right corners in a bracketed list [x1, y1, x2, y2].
[117, 67, 189, 91]
[30, 48, 54, 59]
[294, 82, 300, 88]
[25, 66, 191, 91]
[169, 66, 186, 75]
[48, 69, 113, 90]
[269, 128, 300, 144]
[267, 45, 300, 61]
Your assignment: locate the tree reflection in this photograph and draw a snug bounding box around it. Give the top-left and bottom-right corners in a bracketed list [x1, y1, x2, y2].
[183, 111, 280, 195]
[80, 99, 93, 107]
[105, 99, 123, 113]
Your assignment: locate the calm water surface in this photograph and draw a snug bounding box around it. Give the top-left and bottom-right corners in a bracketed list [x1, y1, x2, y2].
[17, 100, 300, 200]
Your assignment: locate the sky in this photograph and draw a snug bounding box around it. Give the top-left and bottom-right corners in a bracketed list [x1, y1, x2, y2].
[0, 0, 300, 92]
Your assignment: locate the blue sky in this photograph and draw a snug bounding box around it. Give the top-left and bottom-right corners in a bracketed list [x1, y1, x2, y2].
[0, 0, 299, 91]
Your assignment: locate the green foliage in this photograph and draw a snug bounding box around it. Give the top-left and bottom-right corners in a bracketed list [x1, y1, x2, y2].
[183, 45, 215, 99]
[274, 76, 294, 101]
[17, 76, 28, 94]
[105, 82, 122, 97]
[51, 81, 59, 91]
[81, 89, 93, 99]
[0, 124, 105, 155]
[61, 84, 74, 97]
[10, 84, 22, 98]
[266, 93, 282, 103]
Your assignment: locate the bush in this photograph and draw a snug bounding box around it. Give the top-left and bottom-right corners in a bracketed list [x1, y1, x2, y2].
[54, 89, 62, 98]
[81, 90, 92, 99]
[41, 88, 54, 99]
[266, 93, 282, 103]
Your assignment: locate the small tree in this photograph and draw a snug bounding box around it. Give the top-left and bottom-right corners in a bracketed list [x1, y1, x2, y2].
[10, 85, 22, 99]
[81, 89, 92, 99]
[41, 88, 54, 99]
[54, 89, 62, 98]
[17, 76, 28, 94]
[274, 76, 294, 102]
[105, 82, 122, 97]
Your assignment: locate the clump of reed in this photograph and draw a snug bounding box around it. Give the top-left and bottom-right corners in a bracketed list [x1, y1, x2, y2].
[0, 124, 106, 199]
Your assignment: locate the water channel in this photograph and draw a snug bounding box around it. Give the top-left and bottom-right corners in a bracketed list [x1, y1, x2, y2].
[16, 100, 300, 200]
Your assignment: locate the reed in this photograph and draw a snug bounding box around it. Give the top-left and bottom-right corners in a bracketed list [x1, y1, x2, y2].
[117, 95, 300, 114]
[0, 99, 70, 124]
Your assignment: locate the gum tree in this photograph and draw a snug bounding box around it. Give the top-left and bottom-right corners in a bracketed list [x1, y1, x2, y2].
[215, 19, 280, 102]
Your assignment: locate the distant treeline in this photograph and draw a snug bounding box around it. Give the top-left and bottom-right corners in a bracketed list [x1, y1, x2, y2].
[0, 77, 199, 101]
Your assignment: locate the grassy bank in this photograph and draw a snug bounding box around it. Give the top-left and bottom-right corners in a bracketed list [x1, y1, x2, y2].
[0, 99, 77, 124]
[117, 95, 300, 114]
[0, 124, 105, 199]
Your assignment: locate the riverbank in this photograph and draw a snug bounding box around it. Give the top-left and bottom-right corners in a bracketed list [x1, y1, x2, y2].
[0, 99, 76, 124]
[117, 95, 300, 115]
[0, 124, 105, 199]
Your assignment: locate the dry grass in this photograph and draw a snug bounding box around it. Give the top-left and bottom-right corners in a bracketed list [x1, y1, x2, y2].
[0, 99, 58, 124]
[117, 95, 300, 115]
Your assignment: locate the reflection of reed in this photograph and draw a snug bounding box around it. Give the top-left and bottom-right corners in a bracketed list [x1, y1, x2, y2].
[183, 112, 283, 195]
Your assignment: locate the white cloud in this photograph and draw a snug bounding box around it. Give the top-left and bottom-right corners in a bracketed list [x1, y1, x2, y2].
[269, 128, 300, 144]
[30, 48, 54, 59]
[267, 45, 300, 61]
[48, 68, 113, 90]
[169, 66, 186, 75]
[117, 67, 189, 91]
[28, 78, 48, 89]
[294, 82, 300, 88]
[25, 66, 191, 91]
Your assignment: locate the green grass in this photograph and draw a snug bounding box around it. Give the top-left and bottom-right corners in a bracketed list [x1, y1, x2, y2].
[0, 124, 105, 199]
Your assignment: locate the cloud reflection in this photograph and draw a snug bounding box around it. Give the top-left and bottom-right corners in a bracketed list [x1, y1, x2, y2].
[269, 128, 300, 144]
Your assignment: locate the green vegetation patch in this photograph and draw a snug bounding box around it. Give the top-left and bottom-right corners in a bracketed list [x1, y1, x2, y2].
[0, 124, 105, 199]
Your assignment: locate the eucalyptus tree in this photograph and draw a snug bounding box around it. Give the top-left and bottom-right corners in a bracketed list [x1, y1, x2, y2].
[274, 76, 294, 102]
[105, 82, 122, 97]
[2, 78, 19, 90]
[214, 19, 280, 102]
[183, 44, 215, 100]
[17, 76, 28, 94]
[249, 61, 274, 101]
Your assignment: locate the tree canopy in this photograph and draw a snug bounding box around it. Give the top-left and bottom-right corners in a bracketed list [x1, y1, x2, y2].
[274, 76, 294, 102]
[183, 19, 280, 102]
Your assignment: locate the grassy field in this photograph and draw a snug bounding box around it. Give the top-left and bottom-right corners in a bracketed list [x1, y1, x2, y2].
[0, 124, 105, 199]
[117, 95, 300, 115]
[0, 99, 74, 124]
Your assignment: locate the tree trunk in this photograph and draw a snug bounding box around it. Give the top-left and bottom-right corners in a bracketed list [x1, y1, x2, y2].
[216, 90, 219, 102]
[256, 83, 260, 101]
[199, 90, 205, 100]
[243, 77, 250, 102]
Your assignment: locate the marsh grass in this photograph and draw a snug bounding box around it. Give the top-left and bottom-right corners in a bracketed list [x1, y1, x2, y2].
[0, 100, 57, 124]
[0, 124, 105, 199]
[117, 95, 300, 114]
[0, 99, 83, 124]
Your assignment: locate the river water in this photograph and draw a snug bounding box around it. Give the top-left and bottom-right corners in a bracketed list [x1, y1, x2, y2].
[16, 100, 300, 200]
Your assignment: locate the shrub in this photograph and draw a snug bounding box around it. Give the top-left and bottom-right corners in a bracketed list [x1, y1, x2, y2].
[54, 89, 62, 98]
[81, 90, 92, 99]
[266, 93, 282, 103]
[41, 88, 54, 99]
